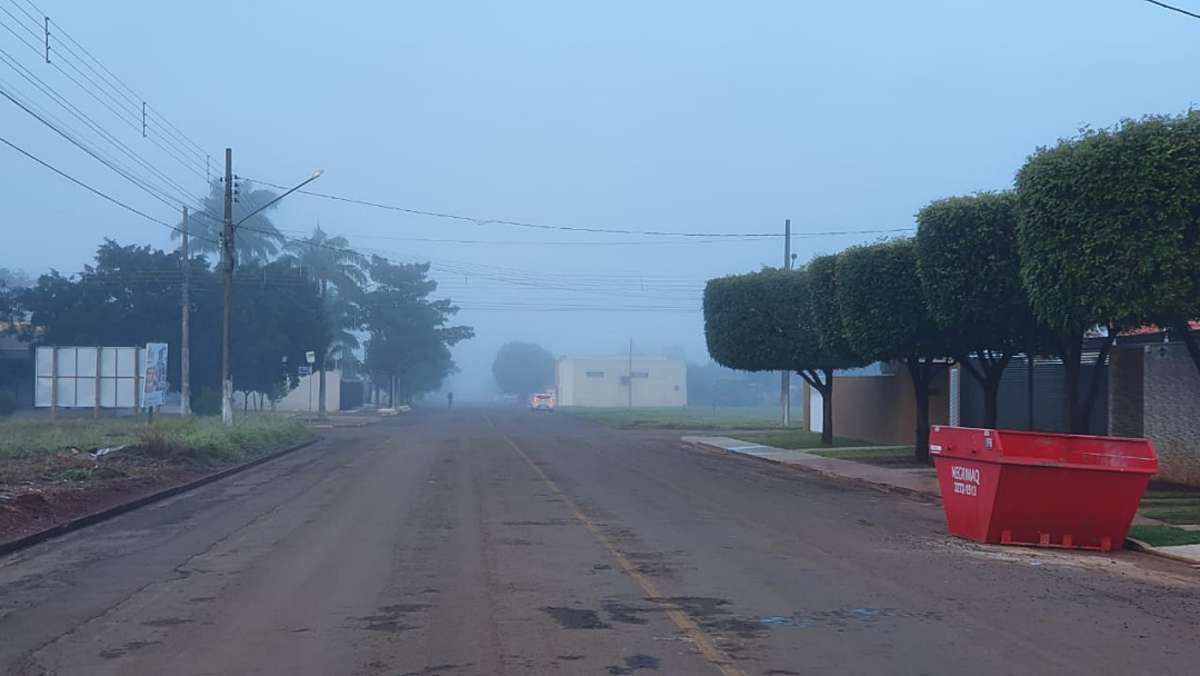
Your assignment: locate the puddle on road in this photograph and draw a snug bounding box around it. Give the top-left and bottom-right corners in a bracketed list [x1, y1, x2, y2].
[602, 600, 656, 625]
[497, 538, 541, 546]
[98, 640, 161, 659]
[351, 603, 430, 633]
[499, 519, 572, 526]
[606, 654, 661, 674]
[541, 606, 611, 629]
[139, 617, 191, 627]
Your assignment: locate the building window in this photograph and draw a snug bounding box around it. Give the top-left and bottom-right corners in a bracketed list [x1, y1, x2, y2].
[631, 371, 649, 378]
[585, 370, 605, 378]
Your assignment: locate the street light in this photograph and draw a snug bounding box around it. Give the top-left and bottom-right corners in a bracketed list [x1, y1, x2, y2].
[220, 160, 324, 425]
[234, 170, 323, 228]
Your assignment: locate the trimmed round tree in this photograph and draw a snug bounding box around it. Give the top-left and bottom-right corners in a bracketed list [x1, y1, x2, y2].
[836, 239, 950, 461]
[916, 192, 1046, 428]
[805, 254, 871, 438]
[1016, 113, 1200, 430]
[703, 267, 847, 444]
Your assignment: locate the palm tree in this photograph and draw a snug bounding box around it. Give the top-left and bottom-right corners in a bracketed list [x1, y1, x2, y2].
[172, 180, 286, 264]
[284, 227, 367, 416]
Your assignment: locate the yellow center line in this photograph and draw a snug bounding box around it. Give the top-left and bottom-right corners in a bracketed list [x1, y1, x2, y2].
[485, 415, 746, 676]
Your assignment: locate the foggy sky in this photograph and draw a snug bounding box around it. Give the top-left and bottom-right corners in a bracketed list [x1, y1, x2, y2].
[2, 1, 1198, 399]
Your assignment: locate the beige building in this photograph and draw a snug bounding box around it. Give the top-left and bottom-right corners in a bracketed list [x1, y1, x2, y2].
[555, 356, 686, 408]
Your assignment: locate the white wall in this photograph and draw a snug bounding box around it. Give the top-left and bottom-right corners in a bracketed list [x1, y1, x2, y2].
[556, 357, 686, 408]
[274, 369, 342, 412]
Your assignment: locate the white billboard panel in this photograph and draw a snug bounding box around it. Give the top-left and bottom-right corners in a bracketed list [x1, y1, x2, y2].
[35, 347, 53, 377]
[55, 348, 76, 377]
[34, 346, 147, 409]
[77, 347, 97, 378]
[54, 377, 76, 407]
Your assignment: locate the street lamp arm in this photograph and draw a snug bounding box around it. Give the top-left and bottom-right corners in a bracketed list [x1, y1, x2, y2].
[234, 170, 324, 228]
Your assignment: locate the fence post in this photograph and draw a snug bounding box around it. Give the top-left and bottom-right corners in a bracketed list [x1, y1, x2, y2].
[94, 346, 102, 419]
[133, 346, 142, 422]
[50, 346, 58, 420]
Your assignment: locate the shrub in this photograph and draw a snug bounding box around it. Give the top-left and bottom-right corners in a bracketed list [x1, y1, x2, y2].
[191, 388, 221, 416]
[0, 391, 15, 417]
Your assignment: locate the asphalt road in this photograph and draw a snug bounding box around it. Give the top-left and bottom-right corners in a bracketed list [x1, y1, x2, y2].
[2, 408, 1199, 676]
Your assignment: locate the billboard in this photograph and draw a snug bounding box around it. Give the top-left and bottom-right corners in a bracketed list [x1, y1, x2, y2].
[142, 342, 169, 408]
[35, 346, 145, 409]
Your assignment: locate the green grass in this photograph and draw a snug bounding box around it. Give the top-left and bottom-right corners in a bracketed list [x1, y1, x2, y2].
[809, 446, 927, 468]
[0, 415, 310, 466]
[1128, 525, 1200, 548]
[1138, 484, 1200, 526]
[735, 430, 867, 450]
[561, 406, 787, 431]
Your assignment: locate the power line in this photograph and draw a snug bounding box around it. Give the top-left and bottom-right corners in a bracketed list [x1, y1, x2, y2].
[245, 177, 912, 239]
[0, 4, 36, 43]
[31, 0, 211, 159]
[0, 46, 205, 205]
[0, 78, 206, 217]
[0, 130, 215, 242]
[1143, 0, 1200, 20]
[3, 2, 213, 176]
[274, 231, 778, 247]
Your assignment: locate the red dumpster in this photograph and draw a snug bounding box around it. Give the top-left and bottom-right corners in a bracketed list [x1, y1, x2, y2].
[929, 426, 1157, 552]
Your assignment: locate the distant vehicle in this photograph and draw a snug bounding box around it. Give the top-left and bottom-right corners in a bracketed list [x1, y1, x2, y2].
[529, 392, 557, 411]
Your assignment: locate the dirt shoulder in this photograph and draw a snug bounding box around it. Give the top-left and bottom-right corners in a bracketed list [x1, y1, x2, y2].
[0, 415, 312, 546]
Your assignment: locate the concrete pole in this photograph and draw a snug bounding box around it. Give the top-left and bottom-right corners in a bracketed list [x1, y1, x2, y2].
[781, 219, 792, 426]
[180, 206, 191, 416]
[221, 148, 234, 425]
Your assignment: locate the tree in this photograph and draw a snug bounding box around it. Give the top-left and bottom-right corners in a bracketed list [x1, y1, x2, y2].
[805, 254, 871, 440]
[1015, 113, 1200, 430]
[18, 240, 335, 412]
[0, 274, 27, 398]
[916, 192, 1048, 427]
[20, 240, 220, 399]
[362, 257, 473, 404]
[230, 258, 331, 409]
[836, 239, 949, 461]
[283, 227, 367, 416]
[492, 342, 556, 399]
[171, 180, 286, 263]
[704, 267, 855, 445]
[0, 268, 33, 290]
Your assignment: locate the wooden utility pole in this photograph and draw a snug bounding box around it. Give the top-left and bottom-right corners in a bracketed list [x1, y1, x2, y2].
[221, 148, 234, 425]
[781, 219, 792, 427]
[180, 206, 191, 416]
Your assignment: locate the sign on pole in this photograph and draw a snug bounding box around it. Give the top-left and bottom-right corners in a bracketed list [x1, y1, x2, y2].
[305, 351, 316, 364]
[142, 342, 169, 408]
[297, 365, 312, 376]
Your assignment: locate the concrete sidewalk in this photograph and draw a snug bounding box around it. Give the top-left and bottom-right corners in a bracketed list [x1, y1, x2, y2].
[681, 436, 939, 498]
[682, 435, 1200, 568]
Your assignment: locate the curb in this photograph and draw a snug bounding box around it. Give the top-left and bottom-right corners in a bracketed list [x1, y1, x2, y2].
[1124, 537, 1200, 567]
[0, 436, 321, 559]
[681, 439, 941, 502]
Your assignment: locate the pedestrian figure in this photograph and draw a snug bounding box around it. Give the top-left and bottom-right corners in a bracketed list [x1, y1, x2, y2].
[447, 392, 454, 409]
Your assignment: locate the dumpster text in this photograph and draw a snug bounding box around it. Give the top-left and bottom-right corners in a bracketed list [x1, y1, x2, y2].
[951, 465, 981, 497]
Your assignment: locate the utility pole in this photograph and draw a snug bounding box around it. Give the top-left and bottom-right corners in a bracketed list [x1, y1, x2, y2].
[221, 148, 234, 425]
[781, 218, 792, 427]
[180, 206, 190, 416]
[628, 338, 634, 409]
